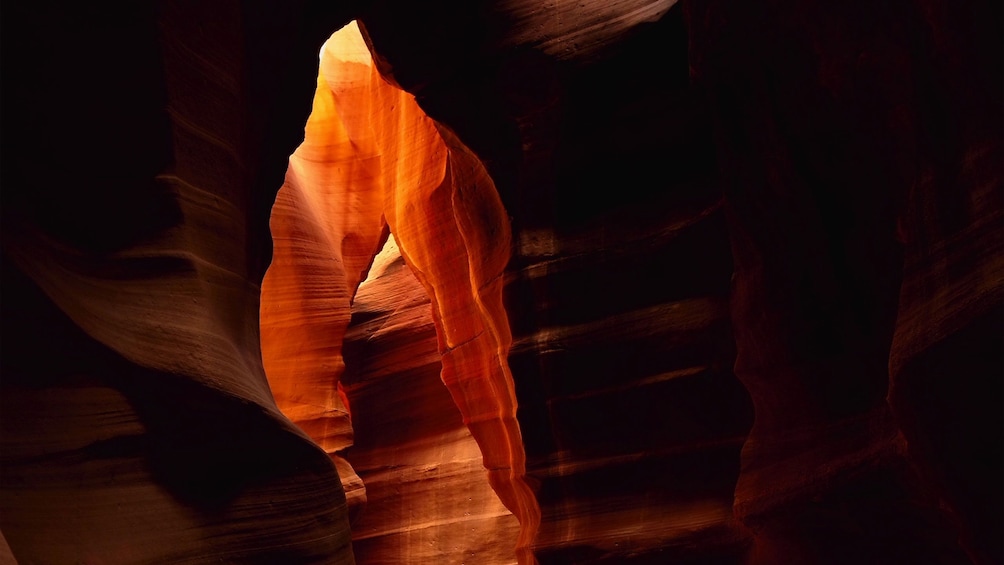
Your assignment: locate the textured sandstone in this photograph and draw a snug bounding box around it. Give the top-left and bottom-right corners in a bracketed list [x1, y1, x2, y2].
[1, 3, 356, 563]
[358, 1, 1000, 563]
[1, 1, 999, 564]
[259, 24, 387, 515]
[684, 1, 1002, 562]
[259, 21, 539, 564]
[361, 7, 755, 563]
[342, 235, 520, 564]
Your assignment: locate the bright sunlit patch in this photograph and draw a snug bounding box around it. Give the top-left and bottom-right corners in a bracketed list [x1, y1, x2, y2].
[323, 20, 371, 65]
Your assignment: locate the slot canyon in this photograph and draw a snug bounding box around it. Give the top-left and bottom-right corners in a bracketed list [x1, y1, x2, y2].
[1, 1, 1000, 564]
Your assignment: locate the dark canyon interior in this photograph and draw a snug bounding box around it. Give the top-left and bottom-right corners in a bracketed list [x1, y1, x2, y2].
[1, 1, 1001, 564]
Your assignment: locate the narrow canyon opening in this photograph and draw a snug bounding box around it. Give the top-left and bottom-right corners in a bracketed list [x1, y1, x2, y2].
[258, 20, 540, 564]
[2, 3, 999, 565]
[340, 233, 520, 562]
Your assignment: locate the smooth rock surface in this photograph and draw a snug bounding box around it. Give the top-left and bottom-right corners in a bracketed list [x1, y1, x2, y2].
[259, 21, 539, 564]
[1, 1, 999, 564]
[1, 2, 357, 563]
[342, 235, 521, 564]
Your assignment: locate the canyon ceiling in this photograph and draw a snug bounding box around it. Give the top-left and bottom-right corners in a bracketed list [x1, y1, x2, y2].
[1, 1, 1001, 564]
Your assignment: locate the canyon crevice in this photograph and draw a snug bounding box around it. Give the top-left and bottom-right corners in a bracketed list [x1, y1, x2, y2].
[1, 1, 1000, 564]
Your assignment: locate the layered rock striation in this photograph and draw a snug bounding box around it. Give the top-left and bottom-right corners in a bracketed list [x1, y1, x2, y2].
[258, 21, 539, 564]
[341, 235, 521, 564]
[1, 1, 999, 564]
[358, 1, 1001, 563]
[1, 2, 357, 563]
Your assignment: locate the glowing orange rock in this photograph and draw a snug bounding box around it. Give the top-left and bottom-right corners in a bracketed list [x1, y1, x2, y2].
[260, 21, 540, 563]
[341, 235, 521, 563]
[259, 41, 387, 514]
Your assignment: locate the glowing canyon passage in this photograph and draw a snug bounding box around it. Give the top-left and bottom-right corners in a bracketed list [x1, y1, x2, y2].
[1, 3, 1001, 565]
[259, 21, 535, 564]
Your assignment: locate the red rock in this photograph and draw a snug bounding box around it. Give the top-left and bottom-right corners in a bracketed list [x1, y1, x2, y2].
[259, 22, 539, 563]
[2, 2, 1000, 564]
[342, 234, 521, 563]
[0, 3, 356, 563]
